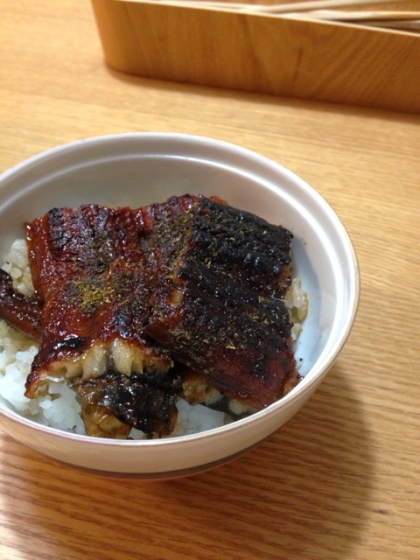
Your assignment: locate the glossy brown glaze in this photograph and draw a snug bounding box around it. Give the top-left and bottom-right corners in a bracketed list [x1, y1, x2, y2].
[22, 204, 176, 436]
[1, 197, 299, 435]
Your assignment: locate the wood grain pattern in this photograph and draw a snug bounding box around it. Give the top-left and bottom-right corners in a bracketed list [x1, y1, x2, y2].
[90, 0, 420, 113]
[1, 0, 420, 558]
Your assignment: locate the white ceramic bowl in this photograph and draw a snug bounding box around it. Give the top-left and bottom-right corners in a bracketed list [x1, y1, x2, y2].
[0, 133, 359, 478]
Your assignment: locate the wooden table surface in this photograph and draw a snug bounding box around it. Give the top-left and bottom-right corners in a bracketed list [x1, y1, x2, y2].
[1, 1, 419, 558]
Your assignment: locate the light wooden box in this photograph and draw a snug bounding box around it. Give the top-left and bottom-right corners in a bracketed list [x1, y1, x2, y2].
[90, 0, 420, 113]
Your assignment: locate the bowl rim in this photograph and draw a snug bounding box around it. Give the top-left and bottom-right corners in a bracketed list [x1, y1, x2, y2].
[0, 132, 361, 447]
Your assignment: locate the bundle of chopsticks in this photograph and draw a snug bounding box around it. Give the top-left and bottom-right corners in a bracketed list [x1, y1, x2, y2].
[149, 0, 420, 33]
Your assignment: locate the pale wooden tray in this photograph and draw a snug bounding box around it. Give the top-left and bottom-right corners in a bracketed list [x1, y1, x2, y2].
[90, 0, 420, 113]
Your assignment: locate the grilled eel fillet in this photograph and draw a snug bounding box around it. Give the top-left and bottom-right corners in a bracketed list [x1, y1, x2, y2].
[142, 195, 299, 413]
[26, 204, 176, 438]
[0, 196, 300, 437]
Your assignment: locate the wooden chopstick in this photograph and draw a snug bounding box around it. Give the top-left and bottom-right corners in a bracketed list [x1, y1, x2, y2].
[144, 0, 410, 14]
[284, 9, 420, 21]
[364, 19, 420, 30]
[281, 9, 420, 32]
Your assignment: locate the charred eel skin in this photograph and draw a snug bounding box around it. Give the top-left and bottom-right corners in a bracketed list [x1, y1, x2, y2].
[143, 195, 300, 410]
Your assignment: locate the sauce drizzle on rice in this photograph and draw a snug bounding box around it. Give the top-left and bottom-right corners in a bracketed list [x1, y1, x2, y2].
[0, 196, 308, 438]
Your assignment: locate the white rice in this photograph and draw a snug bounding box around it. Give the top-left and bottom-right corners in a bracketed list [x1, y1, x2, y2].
[0, 239, 307, 438]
